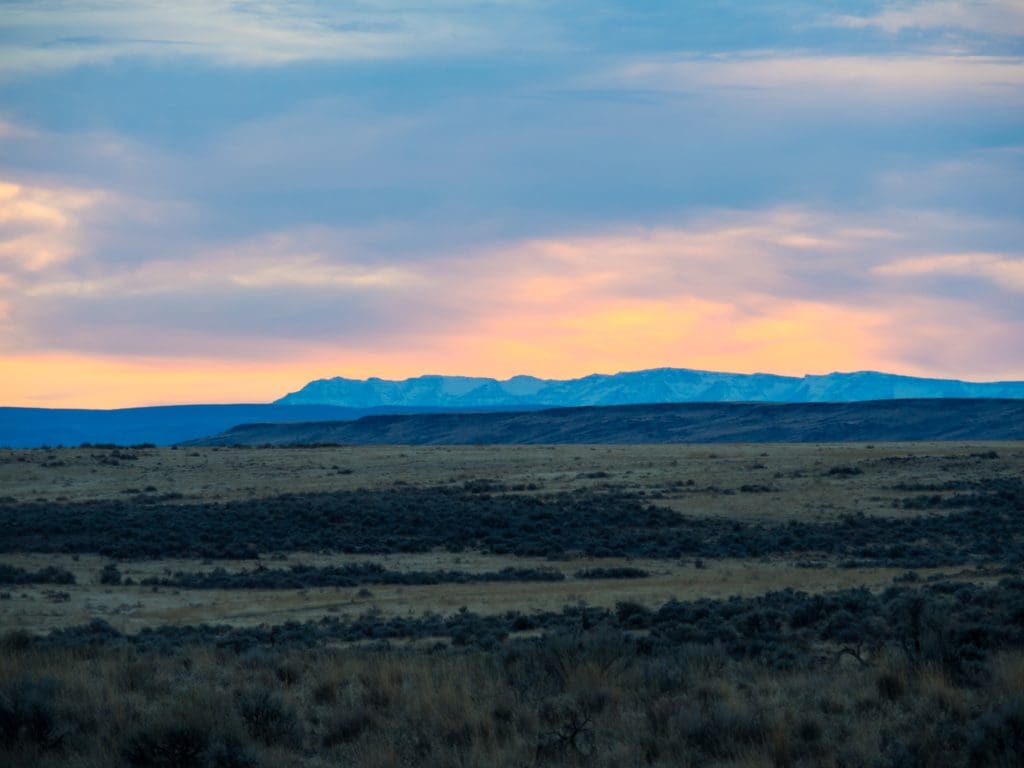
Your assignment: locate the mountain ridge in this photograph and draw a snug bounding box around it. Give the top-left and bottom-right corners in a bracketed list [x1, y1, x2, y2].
[276, 368, 1024, 408]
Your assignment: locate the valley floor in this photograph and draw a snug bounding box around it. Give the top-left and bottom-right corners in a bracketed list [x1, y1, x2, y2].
[1, 443, 1022, 766]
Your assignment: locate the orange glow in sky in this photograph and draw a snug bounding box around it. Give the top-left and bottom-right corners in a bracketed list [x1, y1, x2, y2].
[0, 296, 907, 409]
[2, 182, 1021, 408]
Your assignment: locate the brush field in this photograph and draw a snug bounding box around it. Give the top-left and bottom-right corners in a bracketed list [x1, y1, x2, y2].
[1, 443, 1023, 766]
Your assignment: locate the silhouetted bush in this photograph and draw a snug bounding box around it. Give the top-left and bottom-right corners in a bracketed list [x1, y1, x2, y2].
[0, 564, 74, 585]
[236, 689, 303, 748]
[576, 567, 649, 579]
[967, 696, 1024, 768]
[124, 722, 256, 768]
[140, 563, 565, 590]
[100, 564, 122, 585]
[827, 466, 863, 477]
[0, 677, 64, 752]
[321, 708, 376, 747]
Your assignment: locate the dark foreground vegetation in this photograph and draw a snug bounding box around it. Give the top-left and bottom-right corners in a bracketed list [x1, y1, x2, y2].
[4, 580, 1023, 767]
[1, 480, 1022, 566]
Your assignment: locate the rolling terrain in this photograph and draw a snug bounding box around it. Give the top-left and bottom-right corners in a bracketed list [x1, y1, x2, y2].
[192, 398, 1024, 446]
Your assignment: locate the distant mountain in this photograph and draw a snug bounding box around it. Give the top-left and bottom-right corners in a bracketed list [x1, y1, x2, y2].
[191, 399, 1024, 446]
[276, 369, 1024, 408]
[0, 404, 533, 448]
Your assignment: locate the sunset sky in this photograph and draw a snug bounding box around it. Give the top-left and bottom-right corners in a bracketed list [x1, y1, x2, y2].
[1, 1, 1022, 408]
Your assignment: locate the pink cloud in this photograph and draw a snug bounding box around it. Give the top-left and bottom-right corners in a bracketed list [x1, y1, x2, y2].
[874, 252, 1024, 293]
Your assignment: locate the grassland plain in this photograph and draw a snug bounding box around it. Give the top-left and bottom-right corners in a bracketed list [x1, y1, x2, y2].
[2, 443, 1023, 766]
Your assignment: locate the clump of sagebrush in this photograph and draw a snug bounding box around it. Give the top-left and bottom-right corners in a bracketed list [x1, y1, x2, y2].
[3, 479, 1021, 565]
[99, 563, 122, 585]
[139, 563, 565, 590]
[235, 688, 303, 748]
[574, 567, 649, 579]
[0, 564, 75, 585]
[0, 676, 66, 753]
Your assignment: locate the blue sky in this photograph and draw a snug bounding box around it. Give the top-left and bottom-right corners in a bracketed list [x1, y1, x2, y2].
[1, 1, 1022, 406]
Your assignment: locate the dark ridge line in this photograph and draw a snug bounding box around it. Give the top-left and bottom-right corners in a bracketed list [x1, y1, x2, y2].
[188, 398, 1024, 446]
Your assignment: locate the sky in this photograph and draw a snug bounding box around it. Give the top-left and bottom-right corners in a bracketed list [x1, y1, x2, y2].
[1, 0, 1022, 408]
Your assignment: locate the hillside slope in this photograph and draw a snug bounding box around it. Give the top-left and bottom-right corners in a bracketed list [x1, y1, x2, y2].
[191, 399, 1024, 445]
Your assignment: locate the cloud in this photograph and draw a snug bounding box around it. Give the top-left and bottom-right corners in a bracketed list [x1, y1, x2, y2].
[601, 51, 1024, 104]
[875, 252, 1024, 292]
[834, 1, 1024, 37]
[26, 230, 423, 299]
[0, 179, 106, 272]
[0, 0, 524, 78]
[4, 179, 1022, 406]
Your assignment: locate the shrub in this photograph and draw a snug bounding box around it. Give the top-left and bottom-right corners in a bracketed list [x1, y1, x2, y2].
[321, 708, 376, 747]
[0, 564, 75, 585]
[876, 671, 906, 701]
[967, 696, 1024, 768]
[100, 563, 122, 586]
[124, 724, 209, 767]
[123, 722, 256, 768]
[827, 466, 863, 477]
[236, 689, 303, 748]
[0, 676, 64, 751]
[311, 680, 337, 705]
[575, 567, 649, 579]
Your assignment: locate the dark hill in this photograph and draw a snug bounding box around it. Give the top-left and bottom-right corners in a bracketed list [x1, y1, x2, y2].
[0, 404, 536, 448]
[188, 399, 1024, 445]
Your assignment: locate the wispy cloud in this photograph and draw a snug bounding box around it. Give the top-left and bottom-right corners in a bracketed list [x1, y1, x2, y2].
[24, 229, 423, 299]
[0, 0, 518, 77]
[602, 51, 1024, 103]
[875, 252, 1024, 292]
[834, 1, 1024, 37]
